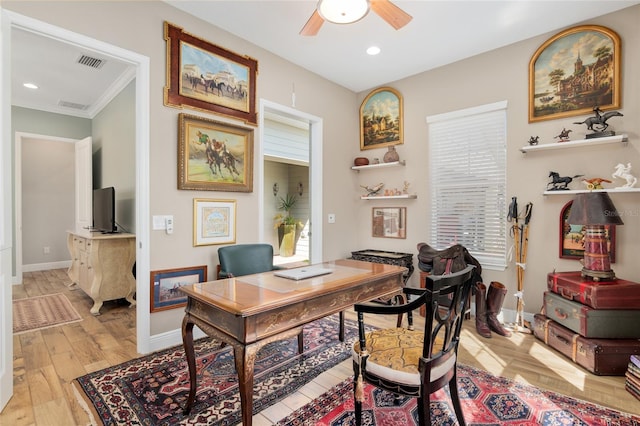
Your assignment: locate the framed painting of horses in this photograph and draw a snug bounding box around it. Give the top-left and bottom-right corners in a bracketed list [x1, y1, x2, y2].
[178, 113, 253, 192]
[164, 22, 258, 125]
[529, 25, 621, 123]
[150, 265, 207, 312]
[360, 87, 403, 150]
[559, 200, 616, 262]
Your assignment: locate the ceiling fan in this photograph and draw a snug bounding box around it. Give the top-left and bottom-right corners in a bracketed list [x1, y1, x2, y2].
[300, 0, 412, 36]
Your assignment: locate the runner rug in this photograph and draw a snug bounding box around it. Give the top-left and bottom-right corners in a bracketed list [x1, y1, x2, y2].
[13, 292, 83, 334]
[277, 364, 640, 425]
[73, 315, 358, 425]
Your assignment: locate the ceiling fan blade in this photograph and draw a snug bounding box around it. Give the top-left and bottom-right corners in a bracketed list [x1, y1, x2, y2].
[371, 0, 413, 30]
[300, 10, 325, 36]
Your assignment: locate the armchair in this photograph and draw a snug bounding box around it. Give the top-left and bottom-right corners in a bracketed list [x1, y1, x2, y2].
[217, 243, 282, 279]
[352, 266, 476, 426]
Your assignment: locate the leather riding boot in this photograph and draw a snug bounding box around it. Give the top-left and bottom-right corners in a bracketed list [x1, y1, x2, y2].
[474, 282, 492, 338]
[486, 281, 512, 337]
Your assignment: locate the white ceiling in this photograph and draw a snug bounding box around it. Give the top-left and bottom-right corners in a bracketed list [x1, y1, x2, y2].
[11, 1, 639, 118]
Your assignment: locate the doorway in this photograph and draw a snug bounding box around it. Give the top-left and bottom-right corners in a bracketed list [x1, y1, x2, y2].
[258, 100, 323, 265]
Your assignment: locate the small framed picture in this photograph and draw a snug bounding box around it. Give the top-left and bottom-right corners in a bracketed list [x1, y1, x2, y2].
[372, 207, 406, 239]
[559, 200, 616, 262]
[150, 265, 207, 312]
[193, 198, 236, 246]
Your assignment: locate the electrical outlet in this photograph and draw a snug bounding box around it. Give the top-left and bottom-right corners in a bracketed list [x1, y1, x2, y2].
[328, 213, 336, 223]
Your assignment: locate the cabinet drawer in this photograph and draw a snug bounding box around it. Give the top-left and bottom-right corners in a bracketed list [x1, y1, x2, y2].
[73, 236, 86, 252]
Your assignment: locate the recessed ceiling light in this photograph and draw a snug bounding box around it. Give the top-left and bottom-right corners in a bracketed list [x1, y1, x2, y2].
[366, 46, 381, 56]
[23, 83, 38, 89]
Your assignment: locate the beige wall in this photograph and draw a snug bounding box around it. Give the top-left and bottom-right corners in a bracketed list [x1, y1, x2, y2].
[354, 6, 640, 314]
[5, 1, 640, 331]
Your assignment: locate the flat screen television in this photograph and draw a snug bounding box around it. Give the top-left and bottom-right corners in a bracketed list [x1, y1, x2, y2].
[92, 187, 117, 233]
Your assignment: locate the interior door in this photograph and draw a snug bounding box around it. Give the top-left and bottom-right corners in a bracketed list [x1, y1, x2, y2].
[75, 136, 92, 232]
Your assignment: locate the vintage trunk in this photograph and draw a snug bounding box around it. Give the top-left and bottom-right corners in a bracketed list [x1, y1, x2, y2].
[533, 313, 640, 376]
[547, 271, 640, 310]
[543, 291, 640, 338]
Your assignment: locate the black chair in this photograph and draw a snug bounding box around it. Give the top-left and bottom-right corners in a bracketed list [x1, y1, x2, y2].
[352, 265, 476, 426]
[217, 243, 282, 279]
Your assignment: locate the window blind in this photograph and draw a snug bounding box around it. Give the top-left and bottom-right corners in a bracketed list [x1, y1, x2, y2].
[427, 101, 507, 269]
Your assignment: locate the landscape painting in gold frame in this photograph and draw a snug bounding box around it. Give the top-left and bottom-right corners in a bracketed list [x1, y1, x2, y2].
[178, 113, 253, 192]
[164, 22, 258, 125]
[529, 25, 620, 123]
[360, 87, 403, 150]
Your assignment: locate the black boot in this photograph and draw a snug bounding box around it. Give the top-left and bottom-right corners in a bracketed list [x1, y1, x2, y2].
[475, 282, 491, 338]
[486, 281, 511, 337]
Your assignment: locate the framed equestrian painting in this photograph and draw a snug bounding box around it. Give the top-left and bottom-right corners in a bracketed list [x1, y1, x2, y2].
[529, 25, 621, 123]
[372, 207, 406, 239]
[164, 22, 258, 125]
[178, 113, 253, 192]
[559, 200, 616, 262]
[360, 87, 403, 150]
[193, 198, 236, 246]
[150, 265, 207, 312]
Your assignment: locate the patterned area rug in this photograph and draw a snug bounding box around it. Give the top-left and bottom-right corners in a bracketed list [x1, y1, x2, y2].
[13, 292, 83, 334]
[73, 315, 358, 425]
[277, 364, 640, 425]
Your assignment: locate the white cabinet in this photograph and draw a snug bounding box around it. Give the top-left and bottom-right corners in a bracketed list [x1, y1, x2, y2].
[67, 231, 136, 315]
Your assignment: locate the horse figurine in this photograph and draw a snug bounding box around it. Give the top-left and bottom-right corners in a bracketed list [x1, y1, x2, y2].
[574, 109, 624, 132]
[528, 136, 539, 146]
[547, 171, 583, 191]
[612, 163, 637, 188]
[553, 128, 572, 142]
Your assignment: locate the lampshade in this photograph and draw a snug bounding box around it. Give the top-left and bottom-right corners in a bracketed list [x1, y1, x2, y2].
[318, 0, 370, 24]
[566, 192, 624, 226]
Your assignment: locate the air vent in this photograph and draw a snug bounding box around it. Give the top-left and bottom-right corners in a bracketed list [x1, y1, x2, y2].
[77, 54, 106, 69]
[58, 100, 89, 110]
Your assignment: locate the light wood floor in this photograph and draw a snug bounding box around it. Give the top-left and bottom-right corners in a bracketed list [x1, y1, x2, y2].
[2, 269, 638, 425]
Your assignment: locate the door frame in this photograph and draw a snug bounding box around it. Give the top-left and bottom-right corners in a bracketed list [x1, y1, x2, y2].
[258, 99, 323, 263]
[1, 9, 151, 410]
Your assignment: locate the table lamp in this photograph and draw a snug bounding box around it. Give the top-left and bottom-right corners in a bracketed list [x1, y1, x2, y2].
[567, 192, 623, 280]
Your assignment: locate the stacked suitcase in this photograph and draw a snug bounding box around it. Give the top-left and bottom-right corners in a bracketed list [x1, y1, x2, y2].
[533, 271, 640, 376]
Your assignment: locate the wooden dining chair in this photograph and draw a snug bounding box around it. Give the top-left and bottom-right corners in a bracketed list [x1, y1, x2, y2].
[352, 265, 476, 425]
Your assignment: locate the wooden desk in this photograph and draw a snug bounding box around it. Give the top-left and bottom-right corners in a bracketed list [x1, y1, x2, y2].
[180, 258, 405, 425]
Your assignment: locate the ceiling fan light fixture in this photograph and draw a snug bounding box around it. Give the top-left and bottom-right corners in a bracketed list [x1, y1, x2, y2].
[318, 0, 369, 24]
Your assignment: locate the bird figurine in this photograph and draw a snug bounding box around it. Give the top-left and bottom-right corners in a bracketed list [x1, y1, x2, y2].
[582, 177, 612, 190]
[361, 183, 384, 197]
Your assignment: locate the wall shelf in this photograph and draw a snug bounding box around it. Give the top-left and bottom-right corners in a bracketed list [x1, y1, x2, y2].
[360, 194, 417, 200]
[520, 134, 627, 153]
[352, 160, 405, 171]
[543, 187, 640, 195]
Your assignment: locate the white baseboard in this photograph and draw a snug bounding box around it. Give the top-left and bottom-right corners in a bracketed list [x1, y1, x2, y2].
[147, 326, 207, 353]
[22, 260, 71, 272]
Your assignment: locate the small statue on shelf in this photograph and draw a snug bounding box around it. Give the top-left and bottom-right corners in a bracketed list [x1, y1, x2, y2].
[612, 163, 637, 188]
[573, 105, 623, 138]
[361, 183, 384, 197]
[553, 128, 572, 142]
[402, 181, 410, 194]
[528, 136, 539, 146]
[581, 177, 611, 190]
[547, 171, 583, 191]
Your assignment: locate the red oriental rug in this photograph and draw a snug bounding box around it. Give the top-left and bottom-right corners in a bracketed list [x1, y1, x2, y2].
[73, 315, 360, 425]
[277, 364, 640, 425]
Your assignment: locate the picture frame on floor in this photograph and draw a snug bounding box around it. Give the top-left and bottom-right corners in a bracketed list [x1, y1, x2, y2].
[150, 265, 207, 312]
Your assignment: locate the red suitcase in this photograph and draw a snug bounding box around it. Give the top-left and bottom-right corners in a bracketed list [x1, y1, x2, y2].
[533, 313, 640, 376]
[547, 271, 640, 310]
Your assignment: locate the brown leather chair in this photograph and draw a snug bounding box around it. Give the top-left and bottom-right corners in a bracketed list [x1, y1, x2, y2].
[352, 265, 476, 425]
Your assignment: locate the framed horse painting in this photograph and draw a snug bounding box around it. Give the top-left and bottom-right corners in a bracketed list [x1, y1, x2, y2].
[178, 113, 254, 192]
[150, 265, 207, 312]
[164, 22, 258, 125]
[529, 25, 621, 123]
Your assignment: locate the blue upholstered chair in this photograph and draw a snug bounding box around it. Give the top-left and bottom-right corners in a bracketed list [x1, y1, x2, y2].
[352, 265, 476, 426]
[217, 243, 282, 279]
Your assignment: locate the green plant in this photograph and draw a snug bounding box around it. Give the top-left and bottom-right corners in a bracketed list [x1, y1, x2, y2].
[277, 193, 297, 212]
[274, 194, 303, 228]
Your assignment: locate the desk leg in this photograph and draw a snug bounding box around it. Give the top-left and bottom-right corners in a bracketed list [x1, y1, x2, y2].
[234, 344, 258, 426]
[182, 315, 197, 414]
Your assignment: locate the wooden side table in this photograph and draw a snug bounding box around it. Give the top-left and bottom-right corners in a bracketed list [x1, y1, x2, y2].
[350, 250, 414, 285]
